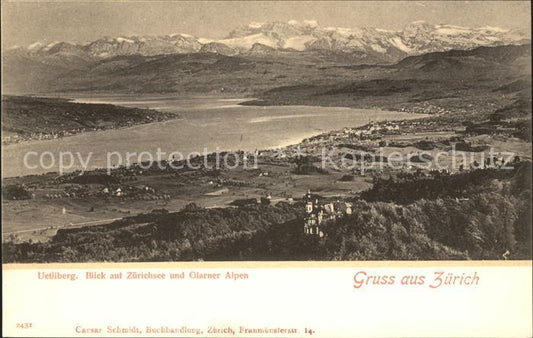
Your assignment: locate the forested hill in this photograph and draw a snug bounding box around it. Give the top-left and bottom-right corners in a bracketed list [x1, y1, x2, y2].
[2, 95, 176, 143]
[4, 162, 531, 262]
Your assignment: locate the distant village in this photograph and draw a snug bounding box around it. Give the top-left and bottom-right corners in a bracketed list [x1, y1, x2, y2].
[2, 117, 164, 145]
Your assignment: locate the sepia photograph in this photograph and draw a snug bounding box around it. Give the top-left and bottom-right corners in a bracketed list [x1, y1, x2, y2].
[1, 0, 531, 263]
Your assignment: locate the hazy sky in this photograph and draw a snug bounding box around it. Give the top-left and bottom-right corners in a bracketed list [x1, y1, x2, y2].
[2, 1, 531, 48]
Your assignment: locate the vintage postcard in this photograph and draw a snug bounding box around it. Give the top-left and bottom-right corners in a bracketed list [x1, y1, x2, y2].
[2, 1, 532, 337]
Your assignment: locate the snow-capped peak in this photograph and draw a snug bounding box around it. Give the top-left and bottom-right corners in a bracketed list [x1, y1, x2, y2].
[42, 41, 60, 51]
[27, 42, 45, 50]
[248, 22, 265, 29]
[304, 20, 319, 27]
[14, 20, 528, 60]
[288, 19, 319, 28]
[116, 37, 135, 44]
[169, 33, 194, 38]
[481, 26, 510, 33]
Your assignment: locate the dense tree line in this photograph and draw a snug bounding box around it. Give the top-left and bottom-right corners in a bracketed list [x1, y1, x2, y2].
[2, 184, 31, 200]
[3, 202, 303, 262]
[3, 163, 531, 262]
[322, 193, 530, 260]
[185, 189, 530, 261]
[361, 162, 530, 205]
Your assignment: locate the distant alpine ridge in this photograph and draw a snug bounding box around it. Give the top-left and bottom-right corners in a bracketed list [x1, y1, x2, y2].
[9, 20, 529, 60]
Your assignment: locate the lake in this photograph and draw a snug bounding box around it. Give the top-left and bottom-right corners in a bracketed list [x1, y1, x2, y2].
[2, 95, 425, 177]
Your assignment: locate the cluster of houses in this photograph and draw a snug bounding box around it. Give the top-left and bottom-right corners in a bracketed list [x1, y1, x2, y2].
[303, 190, 353, 237]
[2, 129, 98, 145]
[99, 185, 172, 200]
[350, 121, 400, 136]
[3, 114, 169, 145]
[38, 183, 171, 201]
[398, 103, 449, 115]
[300, 121, 402, 148]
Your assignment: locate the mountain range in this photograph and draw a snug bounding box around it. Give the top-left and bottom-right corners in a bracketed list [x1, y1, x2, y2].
[2, 20, 530, 95]
[7, 20, 529, 59]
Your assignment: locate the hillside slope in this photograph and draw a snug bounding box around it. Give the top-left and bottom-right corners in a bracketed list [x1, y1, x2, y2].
[2, 96, 175, 143]
[245, 44, 531, 120]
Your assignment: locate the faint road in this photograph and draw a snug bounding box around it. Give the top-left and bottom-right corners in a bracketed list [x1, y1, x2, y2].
[3, 217, 124, 235]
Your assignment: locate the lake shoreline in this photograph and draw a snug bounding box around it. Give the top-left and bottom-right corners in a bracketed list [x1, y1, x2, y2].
[2, 95, 427, 178]
[2, 95, 181, 147]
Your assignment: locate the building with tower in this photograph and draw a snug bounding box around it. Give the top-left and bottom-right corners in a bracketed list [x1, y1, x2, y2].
[303, 189, 353, 237]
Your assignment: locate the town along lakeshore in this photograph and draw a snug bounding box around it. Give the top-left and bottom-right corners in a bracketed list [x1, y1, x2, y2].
[2, 96, 423, 177]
